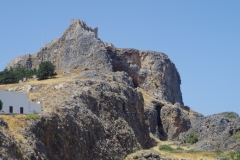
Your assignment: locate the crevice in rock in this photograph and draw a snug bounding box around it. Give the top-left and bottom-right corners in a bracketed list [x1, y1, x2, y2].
[155, 104, 167, 140]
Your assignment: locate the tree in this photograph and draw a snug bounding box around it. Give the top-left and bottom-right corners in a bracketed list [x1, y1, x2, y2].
[37, 61, 57, 80]
[0, 68, 16, 84]
[0, 99, 3, 111]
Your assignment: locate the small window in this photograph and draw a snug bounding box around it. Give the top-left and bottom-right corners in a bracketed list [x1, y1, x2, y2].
[9, 106, 13, 113]
[20, 107, 23, 114]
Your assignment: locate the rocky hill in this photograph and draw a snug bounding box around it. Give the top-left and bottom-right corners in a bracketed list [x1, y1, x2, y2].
[2, 18, 240, 159]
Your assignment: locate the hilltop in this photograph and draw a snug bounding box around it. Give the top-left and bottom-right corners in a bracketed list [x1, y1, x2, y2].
[0, 19, 239, 160]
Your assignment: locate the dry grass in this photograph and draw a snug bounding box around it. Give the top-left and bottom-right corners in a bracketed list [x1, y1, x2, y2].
[0, 70, 229, 159]
[0, 69, 80, 112]
[0, 115, 30, 143]
[137, 88, 168, 108]
[126, 140, 230, 160]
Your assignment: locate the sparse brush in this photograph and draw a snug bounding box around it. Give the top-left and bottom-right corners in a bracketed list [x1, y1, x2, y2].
[25, 113, 38, 121]
[231, 132, 240, 140]
[186, 132, 198, 144]
[224, 113, 237, 119]
[176, 147, 184, 151]
[159, 145, 174, 151]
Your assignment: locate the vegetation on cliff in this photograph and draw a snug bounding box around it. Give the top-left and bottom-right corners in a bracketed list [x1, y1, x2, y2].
[0, 99, 2, 111]
[0, 67, 37, 84]
[37, 61, 57, 80]
[0, 61, 56, 84]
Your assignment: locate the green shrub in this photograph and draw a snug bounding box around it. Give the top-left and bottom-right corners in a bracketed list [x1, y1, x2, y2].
[0, 67, 37, 84]
[214, 149, 223, 155]
[37, 61, 57, 80]
[186, 132, 198, 144]
[176, 147, 184, 151]
[159, 145, 174, 151]
[173, 136, 179, 141]
[230, 151, 240, 160]
[0, 99, 3, 111]
[219, 157, 228, 160]
[26, 114, 38, 121]
[186, 150, 200, 154]
[181, 143, 186, 147]
[224, 114, 237, 119]
[231, 132, 240, 140]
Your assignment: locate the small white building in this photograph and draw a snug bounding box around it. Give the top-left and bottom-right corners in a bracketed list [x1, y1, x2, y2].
[0, 91, 41, 114]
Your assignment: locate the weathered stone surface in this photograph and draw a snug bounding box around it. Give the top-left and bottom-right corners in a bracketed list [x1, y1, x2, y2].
[18, 72, 154, 160]
[138, 88, 203, 141]
[144, 101, 199, 140]
[0, 118, 24, 160]
[7, 19, 184, 107]
[107, 46, 183, 105]
[131, 150, 163, 160]
[7, 19, 113, 73]
[179, 112, 240, 151]
[160, 105, 191, 140]
[3, 17, 228, 159]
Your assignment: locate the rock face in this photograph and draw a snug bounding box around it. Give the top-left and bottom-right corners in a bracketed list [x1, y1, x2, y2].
[14, 71, 153, 160]
[7, 19, 183, 106]
[106, 46, 183, 105]
[179, 112, 240, 151]
[0, 119, 24, 160]
[3, 18, 209, 159]
[7, 19, 112, 73]
[143, 100, 203, 141]
[130, 150, 163, 160]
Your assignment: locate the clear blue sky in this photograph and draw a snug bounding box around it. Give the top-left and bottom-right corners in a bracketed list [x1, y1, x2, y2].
[1, 1, 240, 116]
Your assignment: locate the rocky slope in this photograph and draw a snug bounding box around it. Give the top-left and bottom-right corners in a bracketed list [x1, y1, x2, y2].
[2, 18, 240, 159]
[7, 19, 112, 73]
[0, 119, 24, 160]
[179, 112, 240, 151]
[6, 19, 190, 143]
[7, 19, 183, 106]
[23, 71, 154, 159]
[0, 71, 155, 160]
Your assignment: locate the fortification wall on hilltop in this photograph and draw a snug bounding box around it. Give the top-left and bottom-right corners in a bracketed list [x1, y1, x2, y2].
[71, 19, 98, 38]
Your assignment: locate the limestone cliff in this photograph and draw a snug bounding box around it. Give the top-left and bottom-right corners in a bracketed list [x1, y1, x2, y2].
[2, 18, 207, 159]
[106, 46, 183, 105]
[2, 18, 240, 160]
[7, 19, 183, 106]
[179, 112, 240, 151]
[7, 19, 112, 73]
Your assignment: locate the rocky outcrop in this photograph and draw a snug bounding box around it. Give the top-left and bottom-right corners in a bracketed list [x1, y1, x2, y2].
[3, 18, 214, 159]
[7, 19, 183, 106]
[106, 46, 183, 105]
[0, 119, 24, 160]
[143, 99, 203, 141]
[13, 71, 154, 160]
[7, 19, 112, 73]
[129, 150, 163, 160]
[179, 112, 240, 151]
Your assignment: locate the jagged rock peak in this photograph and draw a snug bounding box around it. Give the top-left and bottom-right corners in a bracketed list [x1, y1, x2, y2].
[7, 18, 183, 105]
[70, 18, 98, 38]
[7, 18, 112, 72]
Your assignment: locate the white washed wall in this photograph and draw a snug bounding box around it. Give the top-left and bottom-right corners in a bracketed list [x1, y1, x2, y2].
[0, 91, 41, 114]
